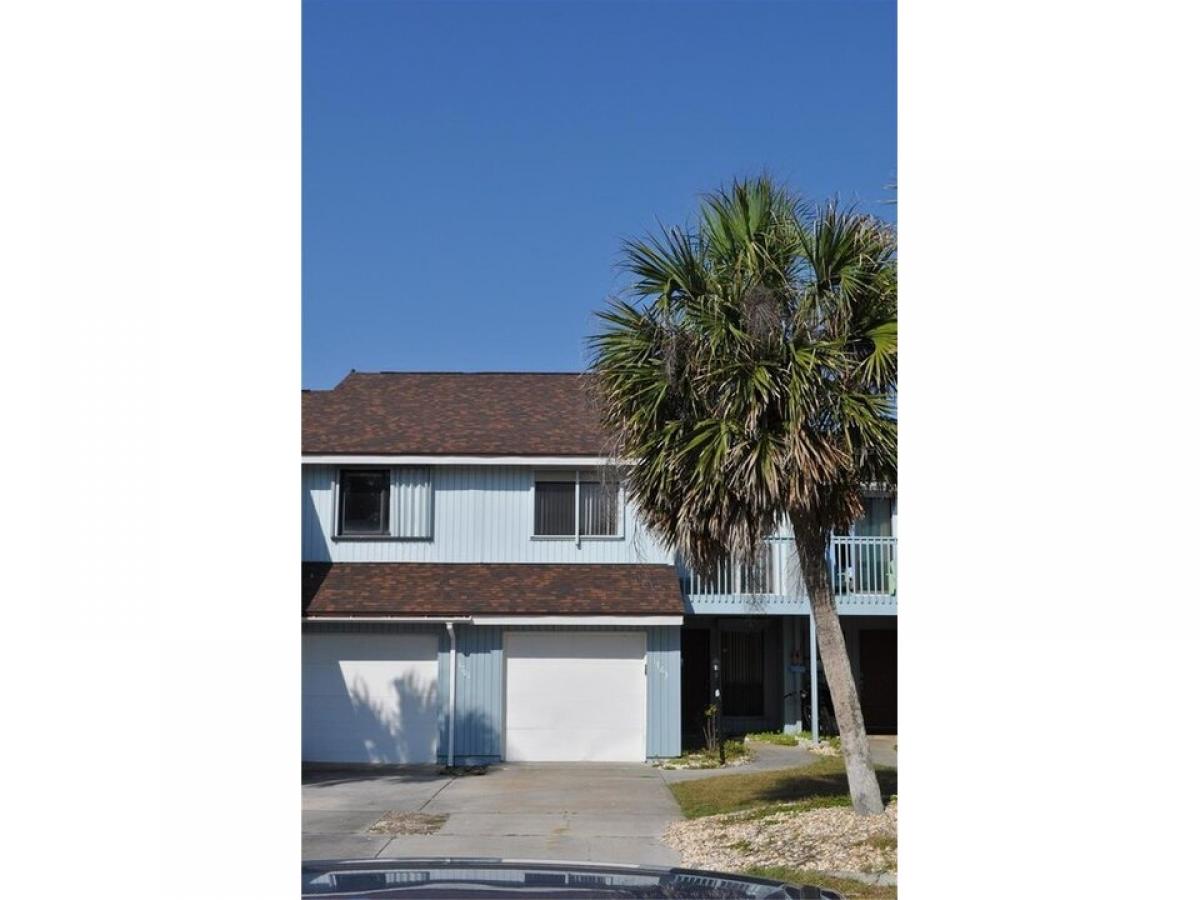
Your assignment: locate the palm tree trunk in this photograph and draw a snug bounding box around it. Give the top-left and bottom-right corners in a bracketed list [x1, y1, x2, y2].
[790, 511, 885, 816]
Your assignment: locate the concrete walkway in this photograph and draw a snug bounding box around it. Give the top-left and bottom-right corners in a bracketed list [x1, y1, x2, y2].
[868, 735, 898, 768]
[658, 734, 898, 783]
[657, 742, 820, 783]
[303, 762, 682, 866]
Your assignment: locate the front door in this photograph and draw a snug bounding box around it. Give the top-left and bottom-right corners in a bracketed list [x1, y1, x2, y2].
[681, 628, 712, 746]
[720, 628, 765, 718]
[858, 628, 898, 733]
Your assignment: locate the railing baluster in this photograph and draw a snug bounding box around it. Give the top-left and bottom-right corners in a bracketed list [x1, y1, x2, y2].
[682, 535, 895, 602]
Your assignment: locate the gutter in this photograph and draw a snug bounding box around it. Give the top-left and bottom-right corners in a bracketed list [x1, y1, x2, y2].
[303, 616, 473, 623]
[445, 622, 457, 769]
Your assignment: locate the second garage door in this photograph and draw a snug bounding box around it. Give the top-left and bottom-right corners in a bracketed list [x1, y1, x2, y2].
[504, 631, 647, 762]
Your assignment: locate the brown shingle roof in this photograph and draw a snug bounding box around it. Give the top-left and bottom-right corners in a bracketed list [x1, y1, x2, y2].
[302, 372, 608, 456]
[302, 563, 684, 617]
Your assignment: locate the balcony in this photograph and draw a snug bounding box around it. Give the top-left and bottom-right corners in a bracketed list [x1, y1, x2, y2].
[680, 535, 896, 616]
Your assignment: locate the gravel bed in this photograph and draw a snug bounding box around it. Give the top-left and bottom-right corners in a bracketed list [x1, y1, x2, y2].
[663, 800, 897, 875]
[366, 811, 449, 835]
[795, 739, 841, 757]
[655, 754, 754, 771]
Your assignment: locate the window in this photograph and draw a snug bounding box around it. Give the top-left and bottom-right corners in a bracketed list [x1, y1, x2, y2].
[852, 496, 894, 537]
[534, 480, 575, 536]
[579, 479, 620, 536]
[533, 470, 621, 538]
[338, 469, 390, 536]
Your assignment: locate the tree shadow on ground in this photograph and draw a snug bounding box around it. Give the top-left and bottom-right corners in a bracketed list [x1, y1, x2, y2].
[749, 767, 898, 805]
[301, 765, 447, 788]
[670, 759, 898, 818]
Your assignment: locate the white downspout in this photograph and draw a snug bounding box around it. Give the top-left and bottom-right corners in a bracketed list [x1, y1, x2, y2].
[446, 621, 457, 768]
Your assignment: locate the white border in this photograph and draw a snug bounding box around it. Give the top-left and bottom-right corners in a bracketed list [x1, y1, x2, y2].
[475, 615, 681, 626]
[303, 454, 622, 467]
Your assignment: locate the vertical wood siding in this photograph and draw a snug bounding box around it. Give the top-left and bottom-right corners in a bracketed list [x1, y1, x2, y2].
[438, 624, 503, 761]
[645, 625, 682, 758]
[303, 464, 674, 565]
[393, 467, 433, 538]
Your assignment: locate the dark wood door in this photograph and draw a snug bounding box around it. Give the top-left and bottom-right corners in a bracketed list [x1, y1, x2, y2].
[720, 628, 766, 717]
[858, 629, 897, 734]
[681, 628, 712, 745]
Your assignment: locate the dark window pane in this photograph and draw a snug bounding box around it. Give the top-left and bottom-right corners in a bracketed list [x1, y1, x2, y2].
[579, 480, 619, 536]
[340, 470, 390, 535]
[853, 497, 894, 537]
[534, 481, 575, 535]
[721, 630, 765, 717]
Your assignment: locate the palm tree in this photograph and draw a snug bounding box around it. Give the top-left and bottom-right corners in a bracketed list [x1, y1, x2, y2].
[588, 176, 896, 815]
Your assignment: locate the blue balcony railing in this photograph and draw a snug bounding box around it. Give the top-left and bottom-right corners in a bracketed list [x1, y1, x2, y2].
[681, 535, 897, 604]
[830, 535, 897, 597]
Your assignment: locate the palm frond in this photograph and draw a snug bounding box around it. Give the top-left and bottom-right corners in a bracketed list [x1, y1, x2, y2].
[590, 176, 897, 567]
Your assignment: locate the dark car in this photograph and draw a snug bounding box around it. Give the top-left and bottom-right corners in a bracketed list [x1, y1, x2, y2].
[302, 858, 844, 899]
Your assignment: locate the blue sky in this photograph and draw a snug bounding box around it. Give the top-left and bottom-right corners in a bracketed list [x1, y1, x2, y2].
[303, 0, 896, 389]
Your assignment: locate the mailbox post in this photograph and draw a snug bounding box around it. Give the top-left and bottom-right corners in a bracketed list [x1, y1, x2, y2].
[712, 657, 725, 765]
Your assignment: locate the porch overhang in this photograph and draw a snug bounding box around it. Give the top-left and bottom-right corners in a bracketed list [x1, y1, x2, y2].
[302, 561, 686, 618]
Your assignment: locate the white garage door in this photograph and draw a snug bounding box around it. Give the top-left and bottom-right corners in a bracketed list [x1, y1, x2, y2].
[504, 631, 646, 762]
[302, 632, 440, 764]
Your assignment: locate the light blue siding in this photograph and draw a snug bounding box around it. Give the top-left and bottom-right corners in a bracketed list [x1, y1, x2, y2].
[684, 593, 896, 617]
[438, 624, 503, 762]
[393, 467, 434, 538]
[302, 464, 674, 565]
[645, 626, 682, 758]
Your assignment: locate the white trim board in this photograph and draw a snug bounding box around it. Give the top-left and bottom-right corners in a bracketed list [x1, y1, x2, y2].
[303, 455, 625, 467]
[303, 615, 683, 626]
[473, 615, 682, 626]
[303, 616, 472, 623]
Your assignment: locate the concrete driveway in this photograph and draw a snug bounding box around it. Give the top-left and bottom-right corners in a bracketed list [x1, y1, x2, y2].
[303, 763, 682, 865]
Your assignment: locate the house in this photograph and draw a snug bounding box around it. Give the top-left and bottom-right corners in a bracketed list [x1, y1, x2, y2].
[302, 371, 897, 765]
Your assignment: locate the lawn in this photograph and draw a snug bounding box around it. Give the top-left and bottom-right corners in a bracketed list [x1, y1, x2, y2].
[665, 752, 900, 898]
[668, 755, 898, 819]
[743, 729, 841, 750]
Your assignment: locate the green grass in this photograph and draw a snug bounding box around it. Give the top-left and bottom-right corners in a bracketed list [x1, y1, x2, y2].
[861, 833, 898, 852]
[668, 755, 898, 819]
[743, 729, 842, 751]
[744, 867, 896, 899]
[743, 730, 800, 746]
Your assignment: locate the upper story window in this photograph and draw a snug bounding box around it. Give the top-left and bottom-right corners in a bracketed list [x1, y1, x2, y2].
[534, 470, 621, 539]
[852, 495, 895, 537]
[334, 467, 433, 539]
[338, 469, 390, 535]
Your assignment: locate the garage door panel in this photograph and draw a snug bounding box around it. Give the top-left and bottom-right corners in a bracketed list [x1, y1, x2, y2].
[302, 632, 440, 764]
[505, 727, 644, 763]
[504, 631, 646, 762]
